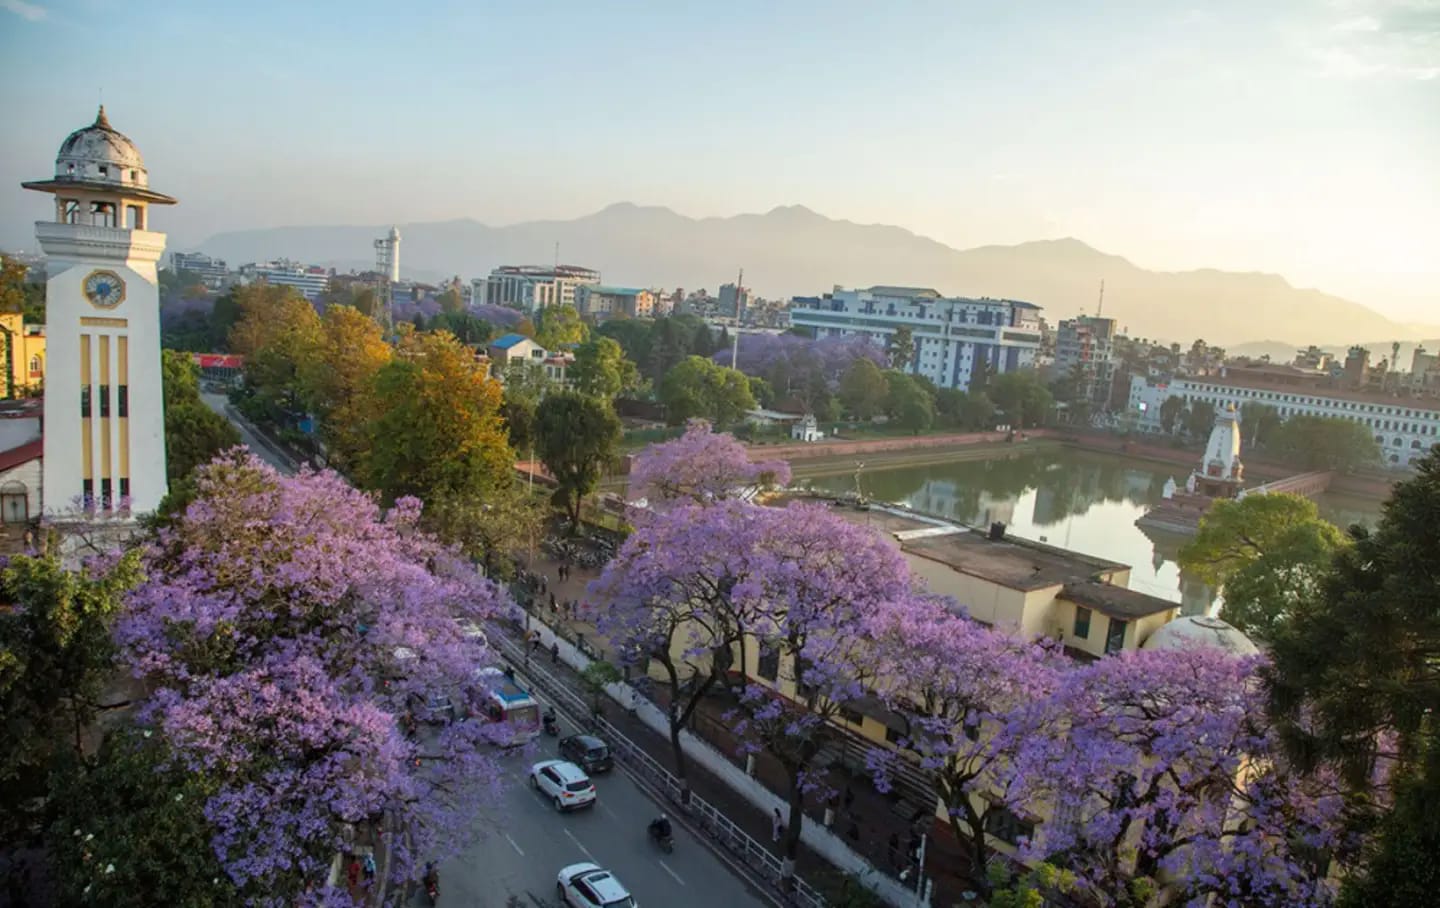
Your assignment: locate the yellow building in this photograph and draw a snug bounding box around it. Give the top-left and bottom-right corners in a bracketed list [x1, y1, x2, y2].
[0, 313, 46, 398]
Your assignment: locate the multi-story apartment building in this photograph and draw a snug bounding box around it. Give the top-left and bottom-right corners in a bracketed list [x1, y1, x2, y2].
[1173, 364, 1440, 467]
[718, 282, 750, 320]
[575, 285, 655, 319]
[238, 260, 331, 301]
[789, 286, 1042, 391]
[170, 252, 230, 289]
[479, 265, 600, 313]
[1054, 315, 1119, 409]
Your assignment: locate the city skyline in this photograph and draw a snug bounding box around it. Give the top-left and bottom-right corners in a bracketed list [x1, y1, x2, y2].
[2, 0, 1435, 322]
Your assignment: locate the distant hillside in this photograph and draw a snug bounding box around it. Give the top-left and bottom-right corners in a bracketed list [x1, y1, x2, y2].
[191, 203, 1436, 347]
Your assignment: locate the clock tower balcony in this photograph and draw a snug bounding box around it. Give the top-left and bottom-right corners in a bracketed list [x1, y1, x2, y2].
[34, 221, 167, 267]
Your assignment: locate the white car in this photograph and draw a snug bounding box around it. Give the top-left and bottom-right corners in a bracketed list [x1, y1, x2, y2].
[530, 760, 596, 811]
[556, 862, 637, 908]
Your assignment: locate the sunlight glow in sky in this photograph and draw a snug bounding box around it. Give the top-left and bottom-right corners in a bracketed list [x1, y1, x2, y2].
[2, 0, 1436, 320]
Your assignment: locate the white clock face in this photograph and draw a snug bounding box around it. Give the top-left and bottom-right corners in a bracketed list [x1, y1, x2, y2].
[83, 270, 125, 309]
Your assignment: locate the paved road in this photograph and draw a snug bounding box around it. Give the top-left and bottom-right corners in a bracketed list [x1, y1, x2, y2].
[412, 693, 765, 908]
[200, 391, 295, 474]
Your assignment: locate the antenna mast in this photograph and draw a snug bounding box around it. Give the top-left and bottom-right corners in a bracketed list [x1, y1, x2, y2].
[1096, 279, 1105, 319]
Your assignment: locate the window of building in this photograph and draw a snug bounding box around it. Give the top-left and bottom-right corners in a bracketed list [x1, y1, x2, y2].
[28, 355, 40, 375]
[839, 705, 864, 725]
[81, 478, 94, 507]
[117, 385, 128, 417]
[1073, 607, 1092, 639]
[1104, 618, 1128, 655]
[756, 642, 780, 682]
[99, 385, 110, 418]
[80, 386, 91, 417]
[100, 478, 112, 511]
[1, 481, 28, 524]
[984, 806, 1035, 846]
[119, 478, 130, 502]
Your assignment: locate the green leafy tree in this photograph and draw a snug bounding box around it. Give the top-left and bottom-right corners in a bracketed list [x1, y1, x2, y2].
[362, 331, 514, 512]
[1159, 395, 1186, 434]
[437, 286, 464, 315]
[990, 370, 1054, 429]
[1240, 401, 1282, 447]
[1179, 494, 1347, 639]
[597, 318, 655, 371]
[162, 350, 241, 482]
[579, 661, 623, 718]
[838, 358, 889, 419]
[1267, 414, 1382, 472]
[46, 727, 239, 907]
[535, 304, 588, 350]
[647, 316, 694, 382]
[887, 326, 916, 369]
[658, 356, 756, 427]
[1267, 449, 1440, 902]
[1183, 399, 1216, 439]
[884, 371, 935, 433]
[747, 375, 775, 409]
[569, 336, 640, 399]
[422, 480, 545, 579]
[0, 255, 30, 314]
[535, 390, 622, 531]
[297, 306, 392, 474]
[0, 548, 143, 840]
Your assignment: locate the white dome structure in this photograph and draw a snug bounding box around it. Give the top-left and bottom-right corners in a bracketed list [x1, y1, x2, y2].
[1141, 614, 1259, 657]
[24, 106, 175, 207]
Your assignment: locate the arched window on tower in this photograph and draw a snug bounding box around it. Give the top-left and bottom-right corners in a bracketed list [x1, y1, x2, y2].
[89, 201, 116, 228]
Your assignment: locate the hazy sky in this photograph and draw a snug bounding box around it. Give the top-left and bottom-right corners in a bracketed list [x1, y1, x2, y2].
[2, 0, 1436, 321]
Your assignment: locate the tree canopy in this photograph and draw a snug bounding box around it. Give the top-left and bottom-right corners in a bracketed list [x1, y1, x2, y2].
[569, 336, 640, 399]
[629, 419, 790, 507]
[535, 390, 622, 529]
[658, 355, 756, 427]
[1179, 493, 1348, 639]
[989, 370, 1053, 429]
[838, 358, 888, 420]
[1266, 414, 1382, 472]
[116, 451, 508, 900]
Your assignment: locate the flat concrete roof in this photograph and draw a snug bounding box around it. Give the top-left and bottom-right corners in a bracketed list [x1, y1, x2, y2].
[794, 497, 1129, 592]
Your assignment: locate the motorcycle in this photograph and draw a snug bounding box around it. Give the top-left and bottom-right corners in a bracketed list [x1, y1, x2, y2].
[542, 709, 559, 737]
[647, 820, 674, 854]
[423, 863, 439, 905]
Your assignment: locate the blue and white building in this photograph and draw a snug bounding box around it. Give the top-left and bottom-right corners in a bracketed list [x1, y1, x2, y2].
[789, 286, 1043, 391]
[237, 260, 331, 301]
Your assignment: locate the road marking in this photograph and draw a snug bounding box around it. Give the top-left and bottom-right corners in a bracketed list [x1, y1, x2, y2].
[599, 803, 619, 821]
[503, 833, 525, 856]
[658, 859, 685, 886]
[563, 828, 595, 860]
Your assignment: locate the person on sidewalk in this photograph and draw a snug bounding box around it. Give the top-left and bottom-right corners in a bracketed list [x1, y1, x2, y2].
[346, 858, 360, 894]
[551, 642, 560, 665]
[772, 808, 784, 843]
[362, 852, 376, 885]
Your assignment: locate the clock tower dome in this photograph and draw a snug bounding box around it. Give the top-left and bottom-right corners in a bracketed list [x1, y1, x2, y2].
[23, 106, 175, 518]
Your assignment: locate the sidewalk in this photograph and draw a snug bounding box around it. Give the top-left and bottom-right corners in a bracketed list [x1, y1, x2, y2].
[511, 546, 975, 906]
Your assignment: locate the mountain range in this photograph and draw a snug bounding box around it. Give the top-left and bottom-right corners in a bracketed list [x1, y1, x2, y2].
[191, 203, 1435, 348]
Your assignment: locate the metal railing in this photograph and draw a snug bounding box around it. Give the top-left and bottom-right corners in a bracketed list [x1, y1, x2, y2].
[493, 629, 831, 908]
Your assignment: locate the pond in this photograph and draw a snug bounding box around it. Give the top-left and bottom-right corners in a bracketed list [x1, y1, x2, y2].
[801, 446, 1385, 614]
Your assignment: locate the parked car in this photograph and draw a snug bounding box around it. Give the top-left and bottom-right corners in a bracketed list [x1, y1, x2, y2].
[556, 862, 636, 908]
[558, 734, 613, 774]
[530, 760, 596, 811]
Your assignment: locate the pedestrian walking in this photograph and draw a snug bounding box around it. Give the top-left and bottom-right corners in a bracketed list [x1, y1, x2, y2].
[346, 858, 360, 892]
[772, 808, 784, 843]
[551, 642, 560, 665]
[549, 591, 557, 610]
[363, 852, 376, 884]
[530, 633, 541, 655]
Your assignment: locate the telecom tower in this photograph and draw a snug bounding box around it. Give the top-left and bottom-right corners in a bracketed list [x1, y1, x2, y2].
[374, 225, 401, 330]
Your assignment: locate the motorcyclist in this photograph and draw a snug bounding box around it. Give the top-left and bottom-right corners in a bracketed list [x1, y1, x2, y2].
[649, 814, 672, 840]
[423, 861, 439, 889]
[542, 706, 558, 732]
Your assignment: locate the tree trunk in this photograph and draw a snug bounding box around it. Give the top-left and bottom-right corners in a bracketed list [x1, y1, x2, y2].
[781, 759, 808, 873]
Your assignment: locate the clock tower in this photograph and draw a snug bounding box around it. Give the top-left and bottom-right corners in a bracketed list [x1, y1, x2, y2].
[23, 107, 175, 518]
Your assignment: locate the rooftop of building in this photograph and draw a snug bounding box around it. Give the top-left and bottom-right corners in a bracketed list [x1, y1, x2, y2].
[489, 332, 536, 350]
[1184, 372, 1440, 413]
[589, 285, 646, 296]
[792, 497, 1133, 593]
[1061, 579, 1182, 619]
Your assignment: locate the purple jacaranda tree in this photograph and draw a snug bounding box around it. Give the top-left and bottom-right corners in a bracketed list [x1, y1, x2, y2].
[470, 303, 524, 328]
[863, 599, 1067, 893]
[628, 418, 791, 508]
[1016, 648, 1350, 907]
[116, 451, 508, 906]
[718, 333, 887, 407]
[590, 498, 911, 846]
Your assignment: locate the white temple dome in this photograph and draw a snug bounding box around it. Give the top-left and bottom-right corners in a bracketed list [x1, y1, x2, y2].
[54, 106, 149, 189]
[1141, 614, 1259, 657]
